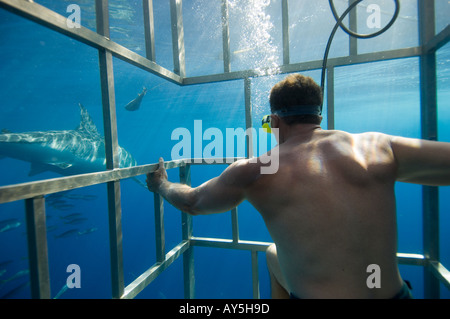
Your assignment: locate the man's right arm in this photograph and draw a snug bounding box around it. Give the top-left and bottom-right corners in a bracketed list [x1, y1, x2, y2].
[390, 136, 450, 186]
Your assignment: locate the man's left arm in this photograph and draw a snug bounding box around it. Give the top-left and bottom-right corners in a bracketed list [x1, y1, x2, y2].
[147, 158, 255, 215]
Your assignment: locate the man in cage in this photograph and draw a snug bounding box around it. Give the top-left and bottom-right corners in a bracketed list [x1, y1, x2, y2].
[146, 73, 450, 299]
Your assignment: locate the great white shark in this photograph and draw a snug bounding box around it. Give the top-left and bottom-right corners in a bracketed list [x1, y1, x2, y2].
[0, 104, 140, 180]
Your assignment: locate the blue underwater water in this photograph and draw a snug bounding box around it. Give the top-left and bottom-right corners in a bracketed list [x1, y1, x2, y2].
[0, 0, 449, 299]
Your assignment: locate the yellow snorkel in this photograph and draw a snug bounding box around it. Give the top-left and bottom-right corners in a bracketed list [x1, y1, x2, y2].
[262, 115, 272, 134]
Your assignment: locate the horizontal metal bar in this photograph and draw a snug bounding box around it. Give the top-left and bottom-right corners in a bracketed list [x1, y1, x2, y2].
[0, 164, 155, 204]
[191, 237, 272, 252]
[429, 261, 450, 290]
[183, 157, 245, 165]
[193, 238, 429, 266]
[397, 253, 427, 266]
[0, 158, 244, 204]
[0, 0, 182, 85]
[122, 240, 190, 299]
[183, 47, 422, 86]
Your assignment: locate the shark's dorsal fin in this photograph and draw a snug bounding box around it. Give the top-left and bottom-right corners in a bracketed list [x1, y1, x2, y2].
[76, 104, 102, 139]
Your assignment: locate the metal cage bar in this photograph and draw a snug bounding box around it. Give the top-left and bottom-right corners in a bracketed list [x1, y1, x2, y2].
[180, 164, 195, 299]
[221, 0, 231, 73]
[348, 0, 358, 56]
[281, 0, 290, 65]
[231, 208, 239, 243]
[122, 241, 190, 299]
[154, 193, 166, 263]
[326, 65, 335, 130]
[25, 196, 51, 299]
[244, 77, 253, 158]
[430, 262, 450, 290]
[170, 0, 186, 77]
[419, 0, 440, 300]
[251, 251, 260, 299]
[143, 0, 156, 62]
[96, 0, 125, 299]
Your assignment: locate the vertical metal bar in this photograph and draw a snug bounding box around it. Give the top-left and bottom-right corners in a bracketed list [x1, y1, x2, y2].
[98, 52, 119, 170]
[221, 0, 231, 72]
[419, 0, 440, 299]
[244, 77, 253, 158]
[143, 0, 156, 62]
[105, 181, 124, 299]
[231, 207, 239, 243]
[96, 0, 124, 299]
[95, 0, 110, 38]
[96, 0, 119, 171]
[170, 0, 186, 77]
[180, 164, 195, 299]
[180, 164, 193, 241]
[326, 66, 335, 130]
[25, 197, 50, 299]
[154, 193, 165, 263]
[251, 251, 260, 299]
[349, 0, 358, 55]
[281, 0, 290, 65]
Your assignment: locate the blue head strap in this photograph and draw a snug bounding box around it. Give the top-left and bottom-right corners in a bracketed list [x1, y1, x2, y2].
[274, 105, 322, 117]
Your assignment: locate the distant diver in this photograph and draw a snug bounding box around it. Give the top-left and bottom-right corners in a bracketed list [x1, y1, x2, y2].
[125, 87, 147, 111]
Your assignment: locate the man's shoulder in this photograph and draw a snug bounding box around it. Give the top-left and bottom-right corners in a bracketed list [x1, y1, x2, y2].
[325, 129, 390, 139]
[326, 130, 393, 146]
[222, 158, 262, 187]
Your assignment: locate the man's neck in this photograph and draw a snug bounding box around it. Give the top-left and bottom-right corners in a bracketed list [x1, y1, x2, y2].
[279, 124, 322, 144]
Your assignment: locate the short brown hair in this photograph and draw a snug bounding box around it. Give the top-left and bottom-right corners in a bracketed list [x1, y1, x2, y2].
[269, 74, 323, 125]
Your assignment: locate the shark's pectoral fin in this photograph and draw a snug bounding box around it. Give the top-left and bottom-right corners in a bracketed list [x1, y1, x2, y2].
[51, 162, 73, 170]
[29, 163, 49, 176]
[29, 162, 73, 176]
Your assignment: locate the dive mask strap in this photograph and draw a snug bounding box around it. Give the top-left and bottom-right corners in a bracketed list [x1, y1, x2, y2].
[274, 105, 322, 117]
[262, 105, 321, 134]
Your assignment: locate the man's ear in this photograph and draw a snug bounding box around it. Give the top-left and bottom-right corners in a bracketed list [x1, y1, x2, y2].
[271, 114, 280, 129]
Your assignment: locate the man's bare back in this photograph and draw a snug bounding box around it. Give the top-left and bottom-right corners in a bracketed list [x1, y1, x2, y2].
[147, 124, 450, 298]
[245, 128, 403, 298]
